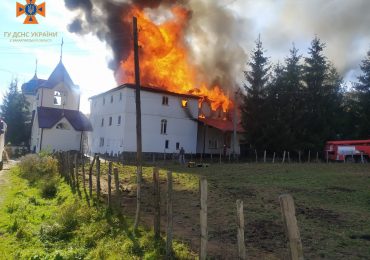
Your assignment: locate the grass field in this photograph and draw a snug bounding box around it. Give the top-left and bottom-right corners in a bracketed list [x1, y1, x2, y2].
[1, 160, 370, 259]
[107, 162, 370, 259]
[0, 164, 194, 259]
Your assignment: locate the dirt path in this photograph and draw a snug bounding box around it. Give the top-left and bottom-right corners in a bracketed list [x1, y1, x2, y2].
[0, 160, 17, 205]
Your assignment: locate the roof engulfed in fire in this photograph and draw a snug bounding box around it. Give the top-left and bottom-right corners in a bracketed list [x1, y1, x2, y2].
[64, 0, 246, 113]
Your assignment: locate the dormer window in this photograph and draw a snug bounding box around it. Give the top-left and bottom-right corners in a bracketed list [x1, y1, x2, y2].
[54, 91, 62, 106]
[162, 96, 169, 106]
[56, 122, 69, 130]
[119, 92, 122, 101]
[111, 95, 114, 103]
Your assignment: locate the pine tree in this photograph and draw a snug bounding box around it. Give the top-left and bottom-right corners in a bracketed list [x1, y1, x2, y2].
[264, 62, 286, 151]
[354, 50, 370, 138]
[241, 36, 270, 149]
[302, 37, 343, 149]
[0, 80, 31, 146]
[282, 45, 304, 150]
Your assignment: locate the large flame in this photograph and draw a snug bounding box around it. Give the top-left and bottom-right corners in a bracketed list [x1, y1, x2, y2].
[116, 6, 231, 112]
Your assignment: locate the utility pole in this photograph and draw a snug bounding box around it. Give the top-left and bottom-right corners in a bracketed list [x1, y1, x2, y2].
[133, 16, 143, 231]
[232, 89, 239, 160]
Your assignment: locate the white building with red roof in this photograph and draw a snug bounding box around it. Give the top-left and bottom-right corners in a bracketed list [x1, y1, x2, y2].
[88, 84, 244, 159]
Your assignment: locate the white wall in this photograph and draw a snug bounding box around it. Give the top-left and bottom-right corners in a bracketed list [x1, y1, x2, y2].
[37, 83, 80, 110]
[41, 118, 82, 152]
[89, 87, 199, 155]
[30, 112, 41, 152]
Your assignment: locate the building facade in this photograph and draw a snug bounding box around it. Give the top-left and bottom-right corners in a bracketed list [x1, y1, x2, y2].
[88, 84, 199, 157]
[88, 83, 244, 158]
[22, 61, 92, 153]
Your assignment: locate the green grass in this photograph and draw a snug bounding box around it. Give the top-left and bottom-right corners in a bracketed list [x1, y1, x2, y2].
[0, 166, 195, 259]
[2, 161, 370, 259]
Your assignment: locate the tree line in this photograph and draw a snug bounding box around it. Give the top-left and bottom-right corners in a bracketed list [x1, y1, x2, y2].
[241, 36, 370, 152]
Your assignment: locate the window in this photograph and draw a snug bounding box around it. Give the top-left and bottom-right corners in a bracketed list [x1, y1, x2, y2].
[103, 97, 105, 105]
[181, 99, 188, 108]
[56, 122, 69, 130]
[161, 119, 167, 134]
[54, 91, 62, 105]
[118, 115, 121, 125]
[209, 139, 218, 149]
[162, 96, 169, 105]
[111, 95, 113, 103]
[165, 140, 169, 149]
[101, 118, 104, 127]
[176, 142, 180, 150]
[119, 92, 122, 101]
[109, 116, 112, 126]
[99, 138, 104, 147]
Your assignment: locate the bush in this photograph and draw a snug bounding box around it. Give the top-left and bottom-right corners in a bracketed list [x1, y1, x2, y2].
[40, 179, 58, 199]
[57, 202, 80, 232]
[19, 154, 58, 183]
[40, 202, 80, 242]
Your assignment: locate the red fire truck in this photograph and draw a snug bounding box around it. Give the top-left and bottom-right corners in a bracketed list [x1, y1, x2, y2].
[324, 139, 370, 162]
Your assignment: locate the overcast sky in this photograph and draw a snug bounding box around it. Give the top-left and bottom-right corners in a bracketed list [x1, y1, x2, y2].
[0, 0, 369, 113]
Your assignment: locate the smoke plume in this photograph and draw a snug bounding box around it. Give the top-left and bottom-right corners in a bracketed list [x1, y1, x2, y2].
[64, 0, 246, 91]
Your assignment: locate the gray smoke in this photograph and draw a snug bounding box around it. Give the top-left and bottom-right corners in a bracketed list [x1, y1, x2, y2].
[64, 0, 247, 91]
[233, 0, 370, 81]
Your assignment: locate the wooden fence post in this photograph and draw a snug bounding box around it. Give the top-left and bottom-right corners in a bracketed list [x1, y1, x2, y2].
[288, 152, 291, 163]
[166, 171, 173, 259]
[279, 194, 304, 260]
[255, 149, 258, 163]
[88, 154, 96, 198]
[74, 154, 79, 189]
[114, 167, 120, 196]
[219, 151, 222, 164]
[326, 151, 329, 164]
[272, 152, 276, 164]
[360, 152, 364, 164]
[282, 151, 286, 164]
[67, 152, 74, 188]
[200, 176, 208, 260]
[316, 152, 319, 163]
[81, 154, 86, 189]
[96, 156, 101, 200]
[298, 151, 301, 163]
[108, 162, 112, 208]
[308, 150, 311, 163]
[236, 199, 246, 260]
[264, 150, 267, 163]
[153, 167, 161, 241]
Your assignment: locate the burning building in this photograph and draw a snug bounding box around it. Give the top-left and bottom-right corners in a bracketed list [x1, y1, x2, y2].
[88, 83, 244, 158]
[66, 0, 246, 156]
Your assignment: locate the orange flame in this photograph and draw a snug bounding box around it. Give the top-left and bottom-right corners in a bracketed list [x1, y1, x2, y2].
[116, 6, 231, 112]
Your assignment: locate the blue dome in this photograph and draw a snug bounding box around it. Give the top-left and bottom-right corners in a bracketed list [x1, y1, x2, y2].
[21, 74, 46, 95]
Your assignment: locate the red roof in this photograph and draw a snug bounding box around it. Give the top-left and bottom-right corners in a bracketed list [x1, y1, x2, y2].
[198, 117, 245, 133]
[326, 139, 370, 145]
